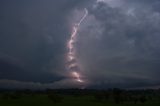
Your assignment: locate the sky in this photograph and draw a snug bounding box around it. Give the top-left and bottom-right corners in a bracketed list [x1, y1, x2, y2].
[0, 0, 160, 89]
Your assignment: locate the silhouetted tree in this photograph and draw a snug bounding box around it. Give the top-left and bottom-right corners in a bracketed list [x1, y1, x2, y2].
[132, 96, 139, 104]
[1, 92, 21, 100]
[113, 88, 123, 104]
[104, 92, 110, 100]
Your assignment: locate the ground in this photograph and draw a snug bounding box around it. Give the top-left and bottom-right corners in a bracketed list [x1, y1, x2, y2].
[0, 94, 160, 106]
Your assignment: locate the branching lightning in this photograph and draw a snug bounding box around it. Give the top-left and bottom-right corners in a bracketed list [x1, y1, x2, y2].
[67, 8, 88, 83]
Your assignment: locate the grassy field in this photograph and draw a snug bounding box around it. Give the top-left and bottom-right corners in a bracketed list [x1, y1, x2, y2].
[0, 94, 160, 106]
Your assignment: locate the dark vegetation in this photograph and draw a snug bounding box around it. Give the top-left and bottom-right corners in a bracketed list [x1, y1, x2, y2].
[0, 88, 160, 106]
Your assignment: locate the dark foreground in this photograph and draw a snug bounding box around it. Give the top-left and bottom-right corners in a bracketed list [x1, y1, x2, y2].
[0, 89, 160, 106]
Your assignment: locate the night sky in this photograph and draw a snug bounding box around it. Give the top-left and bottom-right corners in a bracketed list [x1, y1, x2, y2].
[0, 0, 160, 89]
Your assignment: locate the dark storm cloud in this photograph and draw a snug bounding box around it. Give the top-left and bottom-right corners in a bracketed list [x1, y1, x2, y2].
[77, 0, 160, 88]
[1, 0, 160, 89]
[0, 0, 90, 85]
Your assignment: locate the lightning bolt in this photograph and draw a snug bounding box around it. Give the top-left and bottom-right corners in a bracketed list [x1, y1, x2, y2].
[67, 8, 88, 83]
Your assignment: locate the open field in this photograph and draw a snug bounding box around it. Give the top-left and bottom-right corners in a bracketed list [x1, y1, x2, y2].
[0, 89, 160, 106]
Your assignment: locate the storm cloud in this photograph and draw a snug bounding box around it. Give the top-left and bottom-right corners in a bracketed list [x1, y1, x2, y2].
[77, 0, 160, 88]
[0, 0, 160, 89]
[0, 0, 89, 85]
